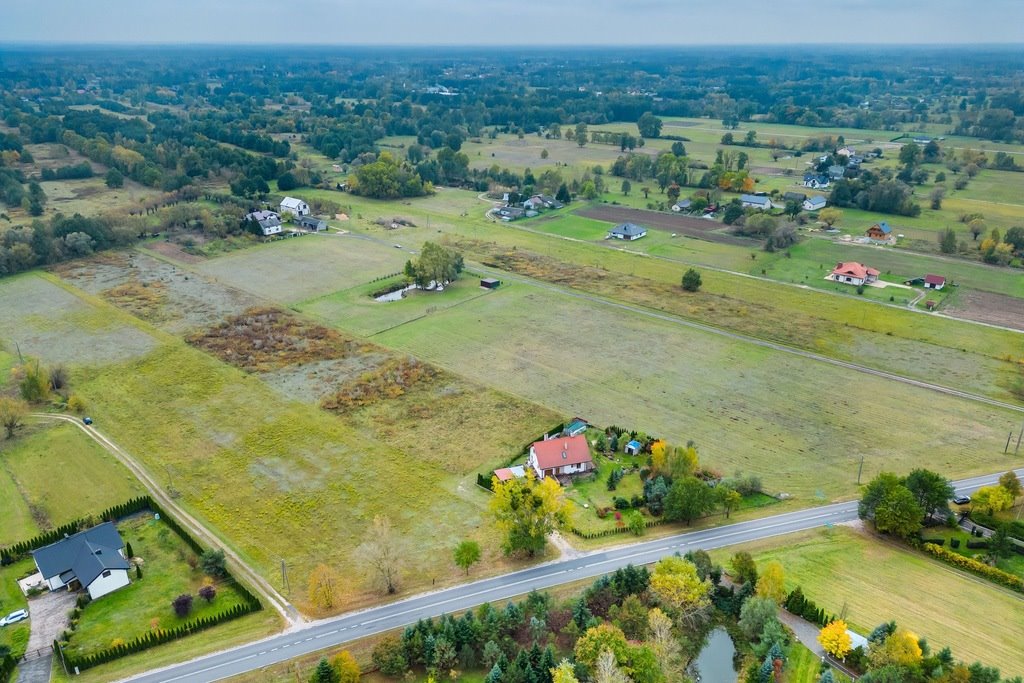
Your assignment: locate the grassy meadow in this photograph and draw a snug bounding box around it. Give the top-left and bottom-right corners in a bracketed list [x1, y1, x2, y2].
[712, 527, 1024, 677]
[369, 281, 1019, 500]
[0, 420, 144, 546]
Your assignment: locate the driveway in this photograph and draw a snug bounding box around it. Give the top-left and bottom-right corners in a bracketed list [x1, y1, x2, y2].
[25, 589, 76, 654]
[14, 589, 76, 683]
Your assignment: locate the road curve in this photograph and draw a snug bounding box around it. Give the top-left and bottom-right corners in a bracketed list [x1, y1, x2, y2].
[119, 468, 1023, 683]
[29, 413, 299, 625]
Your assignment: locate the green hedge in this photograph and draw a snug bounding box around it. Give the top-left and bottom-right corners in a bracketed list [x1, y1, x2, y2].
[969, 512, 1024, 541]
[0, 654, 16, 683]
[3, 496, 263, 673]
[922, 543, 1024, 592]
[784, 586, 837, 627]
[0, 497, 151, 565]
[59, 602, 260, 672]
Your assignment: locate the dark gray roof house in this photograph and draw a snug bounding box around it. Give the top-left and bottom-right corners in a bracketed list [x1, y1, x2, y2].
[783, 191, 807, 203]
[608, 223, 648, 240]
[828, 165, 847, 180]
[32, 522, 131, 599]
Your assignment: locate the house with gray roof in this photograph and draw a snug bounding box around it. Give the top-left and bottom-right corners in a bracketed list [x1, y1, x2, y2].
[32, 522, 131, 600]
[297, 215, 328, 232]
[803, 195, 827, 211]
[828, 165, 847, 180]
[245, 210, 283, 236]
[803, 173, 830, 189]
[608, 223, 647, 240]
[741, 194, 772, 211]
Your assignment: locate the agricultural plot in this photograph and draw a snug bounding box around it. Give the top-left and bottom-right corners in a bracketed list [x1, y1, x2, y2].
[0, 270, 558, 614]
[437, 234, 1022, 401]
[713, 527, 1024, 677]
[0, 272, 158, 365]
[0, 421, 143, 546]
[373, 283, 1021, 501]
[53, 250, 265, 336]
[194, 234, 409, 304]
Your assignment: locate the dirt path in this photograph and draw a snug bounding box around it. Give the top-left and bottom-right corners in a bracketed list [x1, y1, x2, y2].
[29, 414, 300, 628]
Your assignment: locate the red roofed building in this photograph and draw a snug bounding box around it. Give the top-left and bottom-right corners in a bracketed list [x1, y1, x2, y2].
[527, 435, 594, 480]
[924, 274, 946, 290]
[830, 261, 880, 287]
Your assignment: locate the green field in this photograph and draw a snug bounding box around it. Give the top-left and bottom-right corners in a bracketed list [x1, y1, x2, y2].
[194, 234, 410, 304]
[0, 421, 144, 546]
[712, 527, 1024, 677]
[0, 271, 558, 616]
[0, 558, 33, 660]
[367, 281, 1019, 501]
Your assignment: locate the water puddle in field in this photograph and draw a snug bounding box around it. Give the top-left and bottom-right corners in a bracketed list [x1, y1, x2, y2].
[375, 284, 417, 302]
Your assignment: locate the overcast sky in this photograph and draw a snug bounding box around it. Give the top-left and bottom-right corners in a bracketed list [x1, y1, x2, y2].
[2, 0, 1022, 45]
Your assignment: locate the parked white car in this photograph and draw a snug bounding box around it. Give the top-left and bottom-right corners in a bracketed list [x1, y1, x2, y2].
[0, 608, 28, 626]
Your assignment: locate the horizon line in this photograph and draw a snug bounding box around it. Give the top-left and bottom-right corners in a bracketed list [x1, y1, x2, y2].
[2, 41, 1024, 49]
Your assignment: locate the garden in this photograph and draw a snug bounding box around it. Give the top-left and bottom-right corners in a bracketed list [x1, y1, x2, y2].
[60, 513, 256, 661]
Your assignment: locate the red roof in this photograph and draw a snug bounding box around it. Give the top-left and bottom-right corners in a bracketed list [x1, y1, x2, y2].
[832, 262, 879, 279]
[924, 274, 946, 285]
[531, 435, 592, 471]
[493, 468, 515, 482]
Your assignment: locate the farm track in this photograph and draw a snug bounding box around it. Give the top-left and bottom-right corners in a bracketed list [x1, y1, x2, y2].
[466, 263, 1024, 415]
[29, 413, 300, 627]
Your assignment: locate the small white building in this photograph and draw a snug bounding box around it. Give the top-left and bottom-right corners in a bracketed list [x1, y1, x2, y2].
[245, 210, 283, 236]
[279, 196, 310, 217]
[608, 223, 648, 241]
[31, 522, 131, 600]
[803, 196, 827, 212]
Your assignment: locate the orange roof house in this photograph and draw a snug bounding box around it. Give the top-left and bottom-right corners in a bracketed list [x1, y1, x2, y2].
[830, 261, 880, 286]
[526, 435, 594, 480]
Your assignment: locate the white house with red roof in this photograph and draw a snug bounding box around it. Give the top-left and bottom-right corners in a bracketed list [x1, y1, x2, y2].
[830, 261, 880, 286]
[526, 435, 594, 480]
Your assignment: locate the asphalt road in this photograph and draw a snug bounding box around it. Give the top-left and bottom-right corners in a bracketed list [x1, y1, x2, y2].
[119, 468, 1023, 683]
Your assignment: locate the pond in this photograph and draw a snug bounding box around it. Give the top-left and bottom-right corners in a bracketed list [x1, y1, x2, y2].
[689, 627, 738, 683]
[374, 284, 418, 302]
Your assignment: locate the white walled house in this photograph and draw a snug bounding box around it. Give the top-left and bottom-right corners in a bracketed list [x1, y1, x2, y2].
[31, 522, 131, 600]
[526, 435, 594, 480]
[279, 196, 310, 217]
[245, 210, 282, 236]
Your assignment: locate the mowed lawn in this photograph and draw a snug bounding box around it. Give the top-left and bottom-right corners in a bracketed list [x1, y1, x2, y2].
[372, 283, 1019, 500]
[0, 421, 144, 547]
[194, 234, 410, 304]
[713, 527, 1024, 677]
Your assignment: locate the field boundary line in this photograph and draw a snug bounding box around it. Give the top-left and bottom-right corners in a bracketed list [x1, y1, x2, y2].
[29, 413, 300, 627]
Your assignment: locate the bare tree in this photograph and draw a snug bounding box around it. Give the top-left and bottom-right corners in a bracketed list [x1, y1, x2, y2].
[357, 515, 403, 594]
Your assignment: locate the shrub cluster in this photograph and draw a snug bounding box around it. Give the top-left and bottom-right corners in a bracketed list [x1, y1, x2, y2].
[922, 543, 1024, 592]
[783, 587, 836, 627]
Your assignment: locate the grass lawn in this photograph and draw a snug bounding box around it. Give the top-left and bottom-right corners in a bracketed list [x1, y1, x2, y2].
[0, 420, 144, 546]
[193, 233, 410, 304]
[298, 272, 495, 337]
[373, 282, 1020, 501]
[712, 527, 1024, 676]
[786, 641, 851, 683]
[65, 514, 254, 657]
[0, 558, 34, 659]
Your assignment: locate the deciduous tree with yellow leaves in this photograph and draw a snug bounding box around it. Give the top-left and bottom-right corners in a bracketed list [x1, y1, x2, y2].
[818, 620, 852, 659]
[649, 556, 712, 626]
[489, 471, 571, 557]
[755, 560, 786, 604]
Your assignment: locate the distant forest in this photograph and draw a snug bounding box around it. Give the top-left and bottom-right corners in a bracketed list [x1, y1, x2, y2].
[1, 46, 1023, 272]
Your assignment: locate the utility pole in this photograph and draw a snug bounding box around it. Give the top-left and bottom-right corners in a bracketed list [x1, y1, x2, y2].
[1006, 432, 1014, 454]
[1015, 422, 1023, 455]
[856, 456, 865, 485]
[280, 558, 289, 595]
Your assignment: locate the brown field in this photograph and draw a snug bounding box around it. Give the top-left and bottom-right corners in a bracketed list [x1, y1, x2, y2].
[944, 289, 1024, 331]
[577, 205, 758, 246]
[186, 306, 363, 373]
